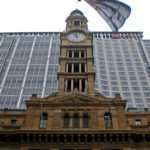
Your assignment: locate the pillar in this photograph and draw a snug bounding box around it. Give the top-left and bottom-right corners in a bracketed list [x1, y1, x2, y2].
[79, 63, 82, 73]
[72, 63, 74, 73]
[71, 79, 74, 91]
[79, 79, 82, 92]
[66, 63, 68, 72]
[79, 50, 82, 58]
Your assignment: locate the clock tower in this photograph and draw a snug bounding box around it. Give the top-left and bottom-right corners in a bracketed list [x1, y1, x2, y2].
[58, 9, 95, 94]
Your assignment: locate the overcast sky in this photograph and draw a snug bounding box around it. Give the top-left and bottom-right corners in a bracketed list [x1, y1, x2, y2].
[0, 0, 149, 39]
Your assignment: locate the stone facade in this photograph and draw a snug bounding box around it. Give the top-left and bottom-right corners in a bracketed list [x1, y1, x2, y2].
[0, 93, 150, 149]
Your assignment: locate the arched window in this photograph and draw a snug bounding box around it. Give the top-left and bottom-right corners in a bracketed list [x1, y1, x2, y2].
[104, 112, 113, 129]
[63, 113, 70, 128]
[83, 112, 89, 128]
[73, 113, 80, 128]
[39, 112, 48, 129]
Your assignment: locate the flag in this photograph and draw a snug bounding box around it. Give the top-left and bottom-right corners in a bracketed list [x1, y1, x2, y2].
[85, 0, 131, 31]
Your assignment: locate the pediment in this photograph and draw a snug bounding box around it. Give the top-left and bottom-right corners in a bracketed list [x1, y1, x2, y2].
[28, 92, 124, 108]
[28, 92, 125, 108]
[45, 93, 107, 105]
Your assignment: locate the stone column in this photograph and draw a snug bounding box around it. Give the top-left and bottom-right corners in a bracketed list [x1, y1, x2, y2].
[79, 112, 82, 128]
[79, 63, 82, 73]
[66, 63, 68, 72]
[65, 80, 68, 91]
[79, 79, 82, 92]
[79, 50, 82, 58]
[70, 112, 73, 128]
[71, 79, 74, 91]
[72, 63, 74, 73]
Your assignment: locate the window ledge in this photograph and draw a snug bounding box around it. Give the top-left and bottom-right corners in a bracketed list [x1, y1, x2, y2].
[130, 124, 149, 128]
[0, 124, 22, 129]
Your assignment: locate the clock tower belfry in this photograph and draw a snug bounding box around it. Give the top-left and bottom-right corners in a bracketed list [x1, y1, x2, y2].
[58, 9, 95, 94]
[66, 9, 88, 32]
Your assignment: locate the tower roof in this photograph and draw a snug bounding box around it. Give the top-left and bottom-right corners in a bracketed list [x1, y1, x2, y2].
[66, 9, 88, 22]
[70, 9, 84, 17]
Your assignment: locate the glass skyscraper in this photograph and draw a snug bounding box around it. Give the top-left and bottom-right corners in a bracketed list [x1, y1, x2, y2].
[0, 33, 60, 109]
[0, 32, 150, 109]
[93, 32, 150, 109]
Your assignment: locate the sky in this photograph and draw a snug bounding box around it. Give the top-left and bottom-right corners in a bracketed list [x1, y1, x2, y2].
[0, 0, 149, 39]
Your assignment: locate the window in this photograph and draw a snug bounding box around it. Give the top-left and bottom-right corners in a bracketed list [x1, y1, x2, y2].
[66, 79, 71, 92]
[39, 112, 48, 129]
[82, 112, 89, 128]
[11, 119, 17, 125]
[63, 113, 70, 128]
[68, 63, 72, 73]
[81, 63, 85, 72]
[68, 51, 72, 58]
[123, 92, 131, 97]
[73, 113, 80, 128]
[112, 87, 119, 91]
[104, 112, 113, 129]
[63, 112, 90, 128]
[74, 63, 79, 72]
[81, 51, 85, 58]
[74, 79, 80, 91]
[121, 87, 129, 91]
[81, 79, 86, 92]
[74, 20, 80, 26]
[74, 51, 79, 58]
[134, 119, 142, 126]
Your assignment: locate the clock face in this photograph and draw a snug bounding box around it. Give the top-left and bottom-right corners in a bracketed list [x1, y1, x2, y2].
[67, 32, 86, 42]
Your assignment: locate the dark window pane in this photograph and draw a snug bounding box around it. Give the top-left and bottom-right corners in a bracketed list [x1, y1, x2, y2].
[68, 51, 72, 57]
[104, 112, 113, 129]
[73, 113, 80, 128]
[39, 112, 48, 129]
[74, 21, 80, 26]
[11, 119, 17, 125]
[64, 113, 70, 128]
[81, 51, 85, 58]
[83, 112, 89, 128]
[74, 51, 79, 58]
